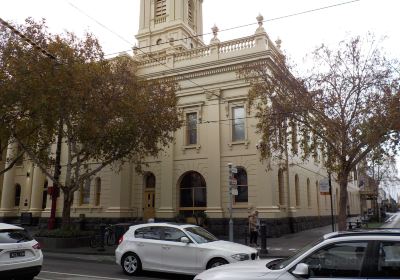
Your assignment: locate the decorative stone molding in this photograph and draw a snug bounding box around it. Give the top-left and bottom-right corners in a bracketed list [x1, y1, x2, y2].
[181, 144, 201, 154]
[255, 14, 266, 34]
[210, 24, 220, 45]
[205, 89, 221, 100]
[228, 140, 250, 150]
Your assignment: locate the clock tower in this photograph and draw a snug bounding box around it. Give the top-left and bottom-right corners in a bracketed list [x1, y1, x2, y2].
[136, 0, 204, 54]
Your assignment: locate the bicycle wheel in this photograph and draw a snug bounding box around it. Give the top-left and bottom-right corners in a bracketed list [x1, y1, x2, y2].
[90, 236, 101, 248]
[107, 231, 116, 246]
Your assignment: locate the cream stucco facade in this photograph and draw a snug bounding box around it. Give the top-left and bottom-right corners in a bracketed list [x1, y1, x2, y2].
[0, 0, 360, 235]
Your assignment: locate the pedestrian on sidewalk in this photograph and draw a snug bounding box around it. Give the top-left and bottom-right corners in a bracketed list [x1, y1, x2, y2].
[249, 210, 259, 247]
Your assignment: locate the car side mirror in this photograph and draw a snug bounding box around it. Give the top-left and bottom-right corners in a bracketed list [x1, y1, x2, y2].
[180, 237, 190, 244]
[292, 263, 309, 278]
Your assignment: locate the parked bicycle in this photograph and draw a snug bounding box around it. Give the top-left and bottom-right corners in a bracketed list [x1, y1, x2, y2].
[89, 224, 116, 248]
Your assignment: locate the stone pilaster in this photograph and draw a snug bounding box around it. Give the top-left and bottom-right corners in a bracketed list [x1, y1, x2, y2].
[29, 166, 45, 216]
[0, 141, 18, 216]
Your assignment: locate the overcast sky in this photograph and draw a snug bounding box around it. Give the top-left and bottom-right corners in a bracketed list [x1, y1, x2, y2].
[2, 0, 400, 195]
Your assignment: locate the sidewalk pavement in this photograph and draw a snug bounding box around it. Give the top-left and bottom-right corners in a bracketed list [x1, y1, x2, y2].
[42, 218, 364, 264]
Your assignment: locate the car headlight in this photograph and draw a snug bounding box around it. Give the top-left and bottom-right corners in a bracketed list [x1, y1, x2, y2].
[231, 253, 249, 261]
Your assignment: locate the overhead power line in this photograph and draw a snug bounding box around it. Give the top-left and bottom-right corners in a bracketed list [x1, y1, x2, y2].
[80, 0, 360, 57]
[0, 17, 59, 62]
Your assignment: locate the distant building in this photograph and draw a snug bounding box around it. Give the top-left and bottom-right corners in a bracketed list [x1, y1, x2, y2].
[0, 0, 360, 235]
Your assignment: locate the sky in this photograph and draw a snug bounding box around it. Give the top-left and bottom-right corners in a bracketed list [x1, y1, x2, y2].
[1, 0, 400, 193]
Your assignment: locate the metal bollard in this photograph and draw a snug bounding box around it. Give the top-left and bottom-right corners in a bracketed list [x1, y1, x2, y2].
[260, 223, 268, 255]
[98, 224, 106, 252]
[348, 222, 353, 230]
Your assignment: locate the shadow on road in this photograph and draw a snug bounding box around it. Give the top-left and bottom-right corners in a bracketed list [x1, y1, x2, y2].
[138, 271, 194, 280]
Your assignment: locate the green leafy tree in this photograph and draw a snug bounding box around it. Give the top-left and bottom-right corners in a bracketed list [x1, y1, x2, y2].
[0, 19, 181, 229]
[241, 35, 399, 230]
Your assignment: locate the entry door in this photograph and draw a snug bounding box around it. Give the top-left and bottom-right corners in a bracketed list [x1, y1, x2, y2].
[143, 190, 155, 221]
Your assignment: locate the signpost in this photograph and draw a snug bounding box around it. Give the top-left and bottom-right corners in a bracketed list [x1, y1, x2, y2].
[228, 164, 238, 242]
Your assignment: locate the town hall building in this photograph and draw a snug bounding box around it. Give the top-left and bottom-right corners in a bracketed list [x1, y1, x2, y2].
[0, 0, 361, 236]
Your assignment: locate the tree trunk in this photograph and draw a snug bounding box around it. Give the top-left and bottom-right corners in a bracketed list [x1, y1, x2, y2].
[338, 171, 350, 231]
[61, 189, 74, 230]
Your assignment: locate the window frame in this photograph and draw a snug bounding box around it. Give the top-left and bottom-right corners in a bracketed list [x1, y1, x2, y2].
[231, 105, 246, 142]
[179, 103, 203, 152]
[186, 111, 198, 146]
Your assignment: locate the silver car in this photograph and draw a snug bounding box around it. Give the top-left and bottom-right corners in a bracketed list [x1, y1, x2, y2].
[195, 229, 400, 279]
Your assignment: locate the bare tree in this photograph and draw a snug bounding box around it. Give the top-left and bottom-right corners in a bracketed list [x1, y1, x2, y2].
[241, 35, 400, 230]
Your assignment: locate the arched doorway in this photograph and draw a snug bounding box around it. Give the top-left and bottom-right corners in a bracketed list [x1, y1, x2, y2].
[179, 171, 207, 219]
[143, 172, 156, 221]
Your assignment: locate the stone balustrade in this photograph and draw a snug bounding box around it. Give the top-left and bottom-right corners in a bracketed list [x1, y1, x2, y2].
[154, 15, 167, 25]
[218, 36, 256, 54]
[136, 33, 278, 70]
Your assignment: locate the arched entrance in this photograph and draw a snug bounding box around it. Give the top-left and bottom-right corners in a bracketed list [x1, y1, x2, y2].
[179, 171, 207, 219]
[143, 172, 156, 221]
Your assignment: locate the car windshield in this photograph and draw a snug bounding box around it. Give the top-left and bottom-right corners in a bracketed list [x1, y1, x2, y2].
[185, 226, 218, 244]
[267, 238, 323, 270]
[0, 229, 33, 243]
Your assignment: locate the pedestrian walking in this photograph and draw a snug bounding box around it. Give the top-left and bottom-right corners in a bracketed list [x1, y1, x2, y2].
[248, 210, 259, 247]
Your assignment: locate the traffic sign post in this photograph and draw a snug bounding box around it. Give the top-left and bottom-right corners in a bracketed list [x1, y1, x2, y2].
[228, 163, 234, 242]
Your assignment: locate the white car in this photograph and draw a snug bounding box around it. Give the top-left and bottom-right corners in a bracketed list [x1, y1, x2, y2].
[195, 229, 400, 280]
[0, 223, 43, 280]
[115, 222, 258, 275]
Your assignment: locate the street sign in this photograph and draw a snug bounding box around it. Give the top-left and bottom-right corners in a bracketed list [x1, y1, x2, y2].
[231, 188, 238, 196]
[319, 178, 330, 195]
[231, 167, 238, 173]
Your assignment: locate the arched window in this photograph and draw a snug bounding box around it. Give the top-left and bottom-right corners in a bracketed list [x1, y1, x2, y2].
[156, 38, 162, 45]
[234, 167, 248, 203]
[307, 178, 311, 207]
[145, 173, 156, 189]
[42, 180, 48, 210]
[95, 177, 101, 206]
[295, 174, 300, 207]
[15, 184, 21, 207]
[278, 169, 285, 205]
[80, 178, 91, 205]
[180, 171, 206, 216]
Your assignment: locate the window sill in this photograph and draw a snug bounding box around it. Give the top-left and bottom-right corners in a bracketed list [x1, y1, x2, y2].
[181, 144, 201, 154]
[233, 203, 249, 209]
[228, 140, 249, 150]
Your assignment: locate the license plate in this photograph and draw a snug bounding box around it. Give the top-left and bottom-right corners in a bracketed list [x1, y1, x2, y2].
[10, 250, 25, 258]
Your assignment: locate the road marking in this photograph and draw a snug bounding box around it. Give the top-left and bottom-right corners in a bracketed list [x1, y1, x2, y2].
[40, 270, 128, 280]
[289, 248, 298, 251]
[35, 277, 54, 280]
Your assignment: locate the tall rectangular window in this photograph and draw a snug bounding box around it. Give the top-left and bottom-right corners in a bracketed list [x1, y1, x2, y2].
[155, 0, 167, 17]
[186, 112, 197, 145]
[232, 106, 245, 141]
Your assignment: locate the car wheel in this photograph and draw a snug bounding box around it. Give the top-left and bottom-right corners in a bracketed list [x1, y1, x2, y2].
[121, 252, 142, 276]
[207, 258, 229, 269]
